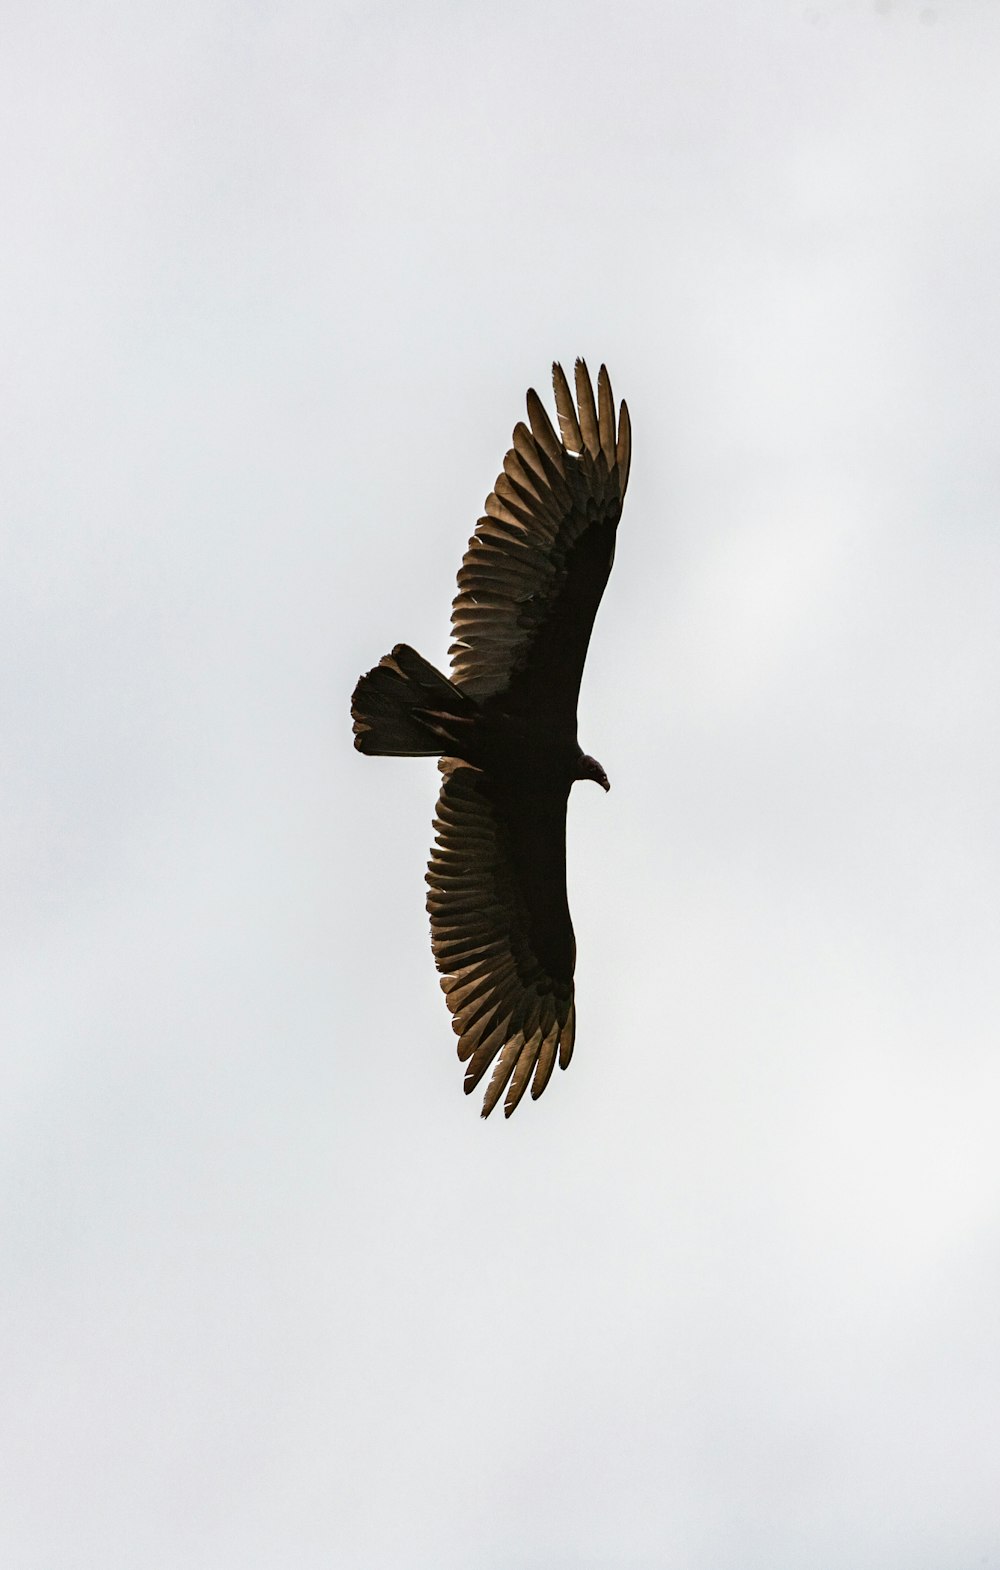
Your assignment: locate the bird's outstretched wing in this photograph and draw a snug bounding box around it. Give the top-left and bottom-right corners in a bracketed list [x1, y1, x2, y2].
[426, 758, 576, 1118]
[449, 359, 631, 712]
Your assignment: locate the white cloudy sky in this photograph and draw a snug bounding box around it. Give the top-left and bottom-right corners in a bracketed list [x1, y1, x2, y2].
[3, 1, 1000, 1565]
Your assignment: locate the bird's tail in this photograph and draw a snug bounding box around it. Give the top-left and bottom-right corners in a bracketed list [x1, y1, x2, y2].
[351, 644, 477, 756]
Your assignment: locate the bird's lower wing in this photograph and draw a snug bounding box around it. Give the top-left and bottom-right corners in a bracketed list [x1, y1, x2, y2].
[426, 759, 576, 1118]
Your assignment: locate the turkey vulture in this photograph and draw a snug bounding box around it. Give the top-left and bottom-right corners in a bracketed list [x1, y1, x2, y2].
[351, 359, 631, 1117]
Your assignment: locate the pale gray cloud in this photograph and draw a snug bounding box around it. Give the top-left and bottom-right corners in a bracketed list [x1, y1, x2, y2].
[3, 1, 999, 1565]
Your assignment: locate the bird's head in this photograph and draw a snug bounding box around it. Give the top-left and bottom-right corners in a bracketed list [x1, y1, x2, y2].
[575, 753, 610, 792]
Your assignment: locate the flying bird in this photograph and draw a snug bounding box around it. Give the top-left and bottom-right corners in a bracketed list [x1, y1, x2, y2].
[351, 359, 631, 1117]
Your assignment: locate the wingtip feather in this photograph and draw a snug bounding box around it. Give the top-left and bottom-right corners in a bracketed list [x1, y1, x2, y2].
[597, 364, 616, 465]
[574, 359, 601, 459]
[616, 398, 631, 493]
[551, 361, 584, 454]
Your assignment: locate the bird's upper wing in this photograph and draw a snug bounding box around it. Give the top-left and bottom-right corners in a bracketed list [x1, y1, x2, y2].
[426, 758, 577, 1118]
[449, 360, 630, 708]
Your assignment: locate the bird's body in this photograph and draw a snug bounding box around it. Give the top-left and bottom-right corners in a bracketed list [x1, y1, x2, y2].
[352, 360, 630, 1116]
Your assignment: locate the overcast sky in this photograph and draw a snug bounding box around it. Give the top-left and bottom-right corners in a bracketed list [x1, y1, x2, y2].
[3, 1, 1000, 1565]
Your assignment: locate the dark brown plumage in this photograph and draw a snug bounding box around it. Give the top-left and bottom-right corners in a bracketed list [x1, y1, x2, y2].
[351, 360, 631, 1117]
